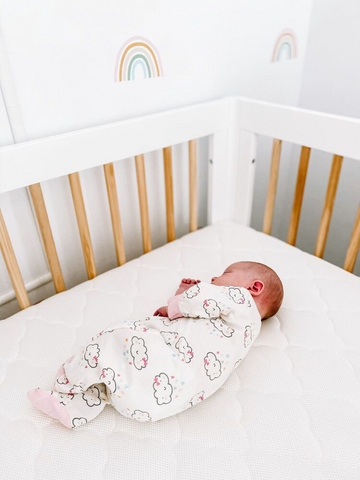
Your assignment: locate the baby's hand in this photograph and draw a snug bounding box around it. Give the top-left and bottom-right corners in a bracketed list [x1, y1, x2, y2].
[175, 278, 201, 296]
[153, 306, 168, 317]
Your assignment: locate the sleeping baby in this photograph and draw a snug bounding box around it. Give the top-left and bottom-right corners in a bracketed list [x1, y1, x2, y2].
[28, 261, 283, 428]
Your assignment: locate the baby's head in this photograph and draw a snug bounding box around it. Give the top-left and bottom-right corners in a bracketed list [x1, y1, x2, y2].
[211, 261, 283, 320]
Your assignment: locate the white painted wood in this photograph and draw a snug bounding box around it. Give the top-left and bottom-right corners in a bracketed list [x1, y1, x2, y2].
[208, 101, 256, 226]
[207, 129, 231, 224]
[2, 96, 360, 202]
[207, 135, 215, 224]
[234, 96, 360, 161]
[1, 93, 360, 245]
[233, 131, 257, 226]
[0, 99, 229, 194]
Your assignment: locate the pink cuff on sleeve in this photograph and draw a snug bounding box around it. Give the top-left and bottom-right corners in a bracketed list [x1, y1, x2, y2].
[167, 295, 183, 320]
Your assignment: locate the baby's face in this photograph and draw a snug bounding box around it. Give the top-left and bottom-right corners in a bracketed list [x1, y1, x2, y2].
[211, 265, 254, 288]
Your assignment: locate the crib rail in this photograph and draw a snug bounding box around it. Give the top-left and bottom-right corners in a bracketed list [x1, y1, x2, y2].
[0, 98, 229, 310]
[234, 97, 360, 161]
[250, 95, 360, 273]
[1, 96, 360, 312]
[231, 97, 360, 273]
[262, 142, 360, 272]
[232, 97, 360, 273]
[0, 99, 228, 194]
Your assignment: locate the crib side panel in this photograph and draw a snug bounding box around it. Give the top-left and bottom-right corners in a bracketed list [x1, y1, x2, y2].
[234, 96, 360, 273]
[235, 96, 360, 161]
[0, 99, 229, 194]
[0, 98, 231, 313]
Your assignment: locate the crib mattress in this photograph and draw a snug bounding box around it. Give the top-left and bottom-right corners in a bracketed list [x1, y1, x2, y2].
[0, 220, 359, 480]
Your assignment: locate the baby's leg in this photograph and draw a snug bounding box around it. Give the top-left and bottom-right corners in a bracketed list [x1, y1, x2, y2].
[28, 353, 111, 429]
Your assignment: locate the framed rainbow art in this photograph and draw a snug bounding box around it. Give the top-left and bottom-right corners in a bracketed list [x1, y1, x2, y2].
[271, 30, 297, 62]
[115, 36, 164, 82]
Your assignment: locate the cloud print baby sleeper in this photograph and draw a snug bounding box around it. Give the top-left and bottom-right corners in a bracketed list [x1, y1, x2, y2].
[28, 283, 261, 428]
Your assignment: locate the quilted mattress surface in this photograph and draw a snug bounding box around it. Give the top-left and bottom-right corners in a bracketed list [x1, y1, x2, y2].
[0, 221, 359, 480]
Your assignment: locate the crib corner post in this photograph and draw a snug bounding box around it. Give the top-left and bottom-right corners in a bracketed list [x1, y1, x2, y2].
[207, 130, 229, 225]
[233, 130, 257, 226]
[208, 121, 257, 227]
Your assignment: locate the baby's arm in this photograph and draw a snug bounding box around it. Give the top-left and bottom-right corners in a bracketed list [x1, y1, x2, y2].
[167, 282, 250, 322]
[153, 278, 201, 317]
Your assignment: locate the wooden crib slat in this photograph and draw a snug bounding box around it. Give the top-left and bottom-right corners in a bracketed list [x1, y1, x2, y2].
[189, 139, 198, 232]
[287, 146, 311, 246]
[103, 163, 126, 266]
[68, 172, 97, 279]
[263, 139, 282, 235]
[28, 183, 66, 293]
[163, 147, 175, 242]
[134, 154, 152, 253]
[344, 204, 360, 273]
[0, 209, 30, 309]
[314, 155, 343, 258]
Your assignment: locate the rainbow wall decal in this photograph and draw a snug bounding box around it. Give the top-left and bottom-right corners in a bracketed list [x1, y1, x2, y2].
[115, 36, 164, 82]
[271, 30, 297, 62]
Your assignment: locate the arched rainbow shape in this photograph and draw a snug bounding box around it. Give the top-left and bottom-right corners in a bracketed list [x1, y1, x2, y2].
[115, 36, 164, 82]
[271, 30, 297, 62]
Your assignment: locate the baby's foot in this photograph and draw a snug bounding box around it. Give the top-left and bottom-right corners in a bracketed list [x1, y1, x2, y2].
[175, 278, 201, 296]
[27, 388, 72, 428]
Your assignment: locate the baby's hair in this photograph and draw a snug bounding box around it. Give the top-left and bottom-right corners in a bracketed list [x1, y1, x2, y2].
[229, 261, 284, 320]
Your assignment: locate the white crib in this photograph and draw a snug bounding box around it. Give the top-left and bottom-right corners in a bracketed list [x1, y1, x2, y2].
[0, 97, 359, 480]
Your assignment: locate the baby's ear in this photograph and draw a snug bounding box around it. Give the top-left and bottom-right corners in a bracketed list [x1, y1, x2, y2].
[248, 280, 264, 296]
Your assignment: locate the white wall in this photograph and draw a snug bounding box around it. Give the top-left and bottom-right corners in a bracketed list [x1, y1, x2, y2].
[253, 0, 360, 276]
[0, 0, 313, 319]
[295, 0, 360, 275]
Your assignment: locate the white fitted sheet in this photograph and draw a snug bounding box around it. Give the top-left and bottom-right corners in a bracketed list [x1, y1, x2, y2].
[0, 221, 359, 480]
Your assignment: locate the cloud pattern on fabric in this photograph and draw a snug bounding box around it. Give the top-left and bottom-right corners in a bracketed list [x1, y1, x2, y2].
[92, 329, 114, 341]
[244, 325, 252, 348]
[57, 392, 74, 406]
[204, 352, 221, 380]
[184, 284, 200, 299]
[153, 373, 173, 405]
[160, 331, 179, 345]
[189, 391, 205, 407]
[82, 385, 102, 407]
[133, 320, 149, 332]
[175, 336, 194, 363]
[69, 385, 84, 394]
[162, 317, 178, 326]
[84, 344, 100, 368]
[228, 287, 245, 304]
[131, 410, 152, 422]
[130, 336, 148, 370]
[210, 318, 234, 337]
[99, 367, 117, 393]
[232, 358, 242, 372]
[72, 417, 87, 428]
[203, 299, 221, 318]
[56, 373, 69, 385]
